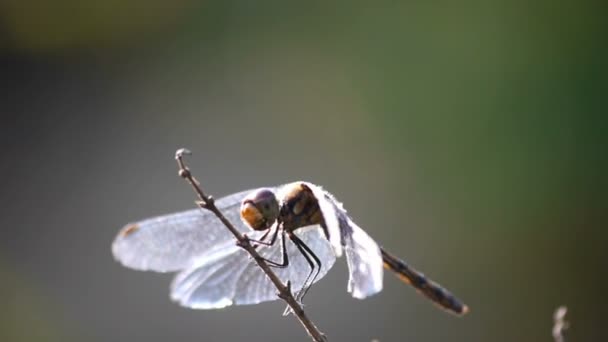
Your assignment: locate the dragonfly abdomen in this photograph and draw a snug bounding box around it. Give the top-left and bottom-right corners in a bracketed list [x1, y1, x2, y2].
[381, 248, 469, 316]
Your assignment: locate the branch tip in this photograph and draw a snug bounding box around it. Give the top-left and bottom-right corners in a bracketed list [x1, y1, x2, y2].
[552, 305, 568, 342]
[175, 148, 192, 159]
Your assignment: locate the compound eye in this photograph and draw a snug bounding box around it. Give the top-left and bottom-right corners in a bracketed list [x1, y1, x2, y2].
[240, 189, 279, 231]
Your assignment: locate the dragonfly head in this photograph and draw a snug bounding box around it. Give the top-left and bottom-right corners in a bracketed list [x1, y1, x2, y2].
[240, 188, 280, 231]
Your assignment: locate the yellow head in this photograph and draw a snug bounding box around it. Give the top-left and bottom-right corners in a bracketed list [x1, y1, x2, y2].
[240, 188, 280, 231]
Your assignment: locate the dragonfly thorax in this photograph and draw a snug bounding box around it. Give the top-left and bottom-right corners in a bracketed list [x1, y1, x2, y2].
[278, 183, 324, 232]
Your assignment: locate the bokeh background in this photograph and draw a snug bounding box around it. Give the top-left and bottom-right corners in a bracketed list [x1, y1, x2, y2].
[1, 1, 606, 341]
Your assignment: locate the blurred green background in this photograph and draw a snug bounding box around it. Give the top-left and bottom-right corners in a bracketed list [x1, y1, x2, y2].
[1, 1, 606, 341]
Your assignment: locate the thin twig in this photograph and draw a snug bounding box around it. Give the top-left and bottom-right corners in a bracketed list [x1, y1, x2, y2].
[174, 148, 328, 342]
[552, 306, 569, 342]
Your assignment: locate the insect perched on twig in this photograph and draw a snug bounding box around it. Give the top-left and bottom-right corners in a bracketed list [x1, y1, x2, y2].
[112, 149, 469, 340]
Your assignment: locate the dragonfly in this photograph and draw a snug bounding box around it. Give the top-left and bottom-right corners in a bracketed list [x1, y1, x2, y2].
[112, 181, 468, 315]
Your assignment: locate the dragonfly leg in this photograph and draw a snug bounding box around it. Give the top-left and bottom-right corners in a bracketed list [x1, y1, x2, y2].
[248, 225, 276, 247]
[252, 229, 289, 268]
[288, 232, 322, 303]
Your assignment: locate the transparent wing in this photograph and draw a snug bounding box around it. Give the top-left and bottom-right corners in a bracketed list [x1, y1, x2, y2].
[342, 219, 384, 299]
[306, 182, 383, 299]
[170, 225, 336, 309]
[112, 188, 266, 272]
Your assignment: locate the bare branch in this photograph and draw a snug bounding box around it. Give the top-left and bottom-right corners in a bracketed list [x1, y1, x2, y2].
[174, 148, 328, 342]
[552, 306, 569, 342]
